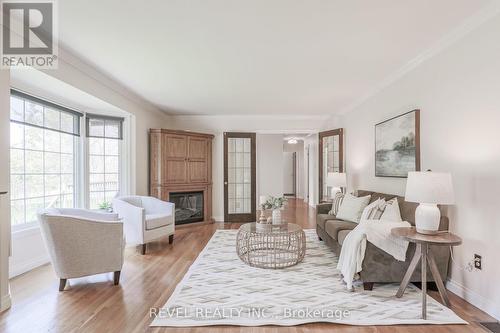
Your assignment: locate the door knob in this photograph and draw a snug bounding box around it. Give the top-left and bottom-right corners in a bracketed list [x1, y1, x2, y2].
[224, 182, 228, 185]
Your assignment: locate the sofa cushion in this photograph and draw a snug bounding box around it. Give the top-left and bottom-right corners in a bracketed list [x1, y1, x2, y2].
[338, 230, 351, 245]
[317, 214, 336, 230]
[324, 219, 357, 240]
[145, 213, 172, 230]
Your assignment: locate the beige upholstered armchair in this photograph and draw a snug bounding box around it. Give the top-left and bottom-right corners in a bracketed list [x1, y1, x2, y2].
[113, 196, 175, 254]
[38, 208, 125, 291]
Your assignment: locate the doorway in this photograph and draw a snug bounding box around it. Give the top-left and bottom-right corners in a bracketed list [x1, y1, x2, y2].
[223, 132, 256, 222]
[318, 128, 344, 203]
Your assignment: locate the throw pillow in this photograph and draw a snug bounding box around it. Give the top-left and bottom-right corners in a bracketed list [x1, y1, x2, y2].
[380, 197, 403, 222]
[359, 198, 380, 221]
[336, 193, 371, 223]
[328, 191, 345, 215]
[370, 198, 387, 220]
[359, 198, 387, 221]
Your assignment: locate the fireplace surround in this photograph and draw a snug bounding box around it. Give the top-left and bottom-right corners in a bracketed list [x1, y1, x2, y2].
[149, 129, 214, 226]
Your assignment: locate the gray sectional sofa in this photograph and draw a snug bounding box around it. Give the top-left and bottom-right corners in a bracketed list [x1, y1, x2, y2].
[316, 190, 451, 290]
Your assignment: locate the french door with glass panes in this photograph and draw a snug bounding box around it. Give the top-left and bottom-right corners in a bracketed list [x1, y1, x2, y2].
[223, 132, 256, 222]
[319, 128, 344, 202]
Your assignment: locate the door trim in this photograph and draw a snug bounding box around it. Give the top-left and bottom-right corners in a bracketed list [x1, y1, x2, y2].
[223, 132, 256, 222]
[283, 152, 296, 197]
[318, 128, 344, 203]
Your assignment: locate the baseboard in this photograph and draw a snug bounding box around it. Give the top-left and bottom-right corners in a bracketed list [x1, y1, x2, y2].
[212, 216, 224, 222]
[9, 255, 50, 278]
[446, 278, 500, 320]
[0, 293, 11, 312]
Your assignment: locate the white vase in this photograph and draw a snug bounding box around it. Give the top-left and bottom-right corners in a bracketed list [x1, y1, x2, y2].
[272, 209, 282, 225]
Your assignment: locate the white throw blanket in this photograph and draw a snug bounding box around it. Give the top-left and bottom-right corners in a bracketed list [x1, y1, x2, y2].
[336, 220, 411, 290]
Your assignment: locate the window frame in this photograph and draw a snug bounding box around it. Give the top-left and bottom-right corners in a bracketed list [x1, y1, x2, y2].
[9, 89, 131, 231]
[9, 90, 83, 231]
[84, 113, 125, 209]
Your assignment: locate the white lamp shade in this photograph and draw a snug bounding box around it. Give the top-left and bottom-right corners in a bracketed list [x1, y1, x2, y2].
[405, 171, 455, 204]
[326, 172, 347, 188]
[259, 195, 268, 205]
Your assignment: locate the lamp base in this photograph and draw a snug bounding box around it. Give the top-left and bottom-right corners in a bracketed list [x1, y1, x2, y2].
[415, 203, 441, 235]
[415, 228, 440, 235]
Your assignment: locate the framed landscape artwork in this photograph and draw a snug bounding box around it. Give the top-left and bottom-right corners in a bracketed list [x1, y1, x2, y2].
[375, 109, 420, 177]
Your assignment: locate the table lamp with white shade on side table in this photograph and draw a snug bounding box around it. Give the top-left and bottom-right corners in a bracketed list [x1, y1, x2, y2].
[404, 171, 455, 235]
[326, 172, 347, 199]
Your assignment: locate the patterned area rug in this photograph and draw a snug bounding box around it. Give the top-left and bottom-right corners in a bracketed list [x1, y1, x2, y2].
[151, 229, 466, 327]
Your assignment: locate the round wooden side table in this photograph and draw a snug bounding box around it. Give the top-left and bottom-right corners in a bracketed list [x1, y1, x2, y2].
[391, 227, 462, 320]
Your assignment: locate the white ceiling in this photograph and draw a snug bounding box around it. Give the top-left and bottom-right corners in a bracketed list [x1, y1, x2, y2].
[58, 0, 490, 115]
[11, 67, 127, 116]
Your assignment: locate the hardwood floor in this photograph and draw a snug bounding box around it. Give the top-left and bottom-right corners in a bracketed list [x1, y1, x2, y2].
[0, 199, 495, 332]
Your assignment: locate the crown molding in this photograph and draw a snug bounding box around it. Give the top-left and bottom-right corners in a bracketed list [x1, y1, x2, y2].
[335, 1, 500, 117]
[169, 114, 329, 119]
[42, 45, 167, 118]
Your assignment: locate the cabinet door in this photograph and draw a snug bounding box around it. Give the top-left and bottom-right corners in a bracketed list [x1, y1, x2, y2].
[162, 134, 188, 184]
[187, 137, 208, 183]
[188, 136, 208, 159]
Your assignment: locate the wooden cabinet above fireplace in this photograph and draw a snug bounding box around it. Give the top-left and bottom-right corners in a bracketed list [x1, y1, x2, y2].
[149, 129, 214, 225]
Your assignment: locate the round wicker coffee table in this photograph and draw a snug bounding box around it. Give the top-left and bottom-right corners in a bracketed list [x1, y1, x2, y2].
[236, 222, 306, 269]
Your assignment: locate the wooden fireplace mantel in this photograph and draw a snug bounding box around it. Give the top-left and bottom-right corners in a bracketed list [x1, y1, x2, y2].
[149, 129, 214, 226]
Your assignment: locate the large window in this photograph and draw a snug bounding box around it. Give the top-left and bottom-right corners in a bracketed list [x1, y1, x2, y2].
[9, 91, 128, 226]
[86, 114, 124, 209]
[9, 91, 82, 227]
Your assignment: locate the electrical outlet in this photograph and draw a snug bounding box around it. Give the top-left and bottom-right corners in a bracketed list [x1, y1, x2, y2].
[474, 254, 482, 270]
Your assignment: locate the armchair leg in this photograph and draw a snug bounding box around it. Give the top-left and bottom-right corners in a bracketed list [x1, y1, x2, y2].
[59, 278, 67, 291]
[113, 271, 121, 285]
[141, 244, 146, 255]
[169, 234, 174, 244]
[363, 282, 374, 291]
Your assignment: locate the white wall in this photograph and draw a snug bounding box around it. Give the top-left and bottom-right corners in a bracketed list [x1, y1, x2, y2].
[41, 49, 172, 196]
[339, 14, 500, 320]
[257, 134, 284, 201]
[282, 152, 295, 194]
[0, 70, 12, 311]
[170, 115, 325, 220]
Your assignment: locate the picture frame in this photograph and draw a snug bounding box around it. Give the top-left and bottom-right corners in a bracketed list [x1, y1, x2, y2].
[375, 109, 420, 178]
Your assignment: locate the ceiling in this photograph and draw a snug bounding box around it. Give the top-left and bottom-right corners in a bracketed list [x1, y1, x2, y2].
[58, 0, 490, 115]
[11, 68, 127, 116]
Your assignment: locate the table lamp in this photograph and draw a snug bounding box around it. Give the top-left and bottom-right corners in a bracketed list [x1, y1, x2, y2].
[326, 172, 347, 197]
[405, 171, 455, 235]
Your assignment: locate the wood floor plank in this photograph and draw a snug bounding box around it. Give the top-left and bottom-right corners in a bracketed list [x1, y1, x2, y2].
[0, 199, 495, 332]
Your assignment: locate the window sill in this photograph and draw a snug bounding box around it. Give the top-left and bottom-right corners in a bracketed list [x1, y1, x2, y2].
[11, 224, 40, 239]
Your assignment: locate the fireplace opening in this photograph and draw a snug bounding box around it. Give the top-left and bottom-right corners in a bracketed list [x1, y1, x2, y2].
[170, 191, 204, 225]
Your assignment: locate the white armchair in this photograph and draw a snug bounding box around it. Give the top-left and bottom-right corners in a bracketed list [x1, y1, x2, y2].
[37, 208, 124, 291]
[112, 196, 175, 254]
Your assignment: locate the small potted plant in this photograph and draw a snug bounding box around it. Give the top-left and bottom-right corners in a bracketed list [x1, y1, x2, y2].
[262, 196, 287, 224]
[99, 201, 113, 213]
